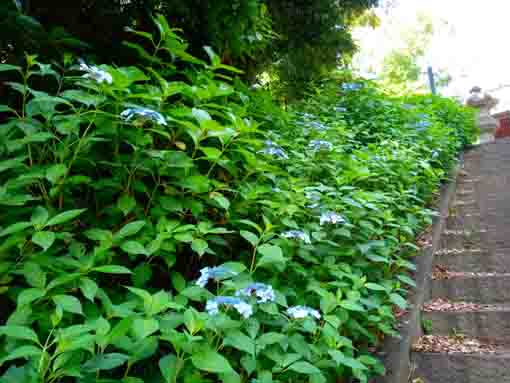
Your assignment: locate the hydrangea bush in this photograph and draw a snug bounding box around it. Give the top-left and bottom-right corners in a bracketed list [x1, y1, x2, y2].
[0, 16, 476, 383]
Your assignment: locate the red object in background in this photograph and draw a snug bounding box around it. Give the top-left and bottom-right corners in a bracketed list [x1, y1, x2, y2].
[494, 111, 510, 138]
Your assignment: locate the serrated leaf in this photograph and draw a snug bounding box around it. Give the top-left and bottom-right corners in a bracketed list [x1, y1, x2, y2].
[256, 244, 285, 269]
[191, 349, 234, 374]
[121, 241, 149, 256]
[93, 265, 132, 274]
[0, 325, 39, 344]
[328, 350, 367, 371]
[82, 353, 129, 372]
[116, 220, 146, 239]
[0, 345, 41, 366]
[52, 295, 83, 315]
[288, 361, 321, 375]
[0, 222, 32, 237]
[46, 209, 86, 226]
[224, 331, 255, 355]
[80, 277, 98, 302]
[32, 231, 55, 251]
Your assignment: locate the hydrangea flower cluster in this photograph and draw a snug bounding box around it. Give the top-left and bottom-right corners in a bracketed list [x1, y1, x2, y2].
[309, 140, 333, 152]
[282, 230, 311, 244]
[341, 83, 362, 91]
[286, 305, 321, 320]
[196, 266, 238, 288]
[308, 121, 329, 132]
[320, 211, 345, 225]
[121, 107, 167, 126]
[79, 62, 113, 84]
[258, 140, 288, 160]
[305, 190, 322, 209]
[236, 283, 276, 303]
[206, 296, 253, 319]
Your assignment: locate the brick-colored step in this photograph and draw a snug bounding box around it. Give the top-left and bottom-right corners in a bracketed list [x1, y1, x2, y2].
[421, 308, 510, 340]
[412, 352, 510, 383]
[431, 275, 510, 303]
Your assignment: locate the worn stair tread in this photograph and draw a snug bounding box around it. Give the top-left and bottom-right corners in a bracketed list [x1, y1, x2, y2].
[431, 274, 510, 303]
[412, 351, 510, 383]
[421, 305, 510, 340]
[433, 253, 510, 272]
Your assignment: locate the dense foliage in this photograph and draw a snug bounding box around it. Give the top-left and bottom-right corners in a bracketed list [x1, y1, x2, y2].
[1, 0, 378, 93]
[0, 17, 476, 383]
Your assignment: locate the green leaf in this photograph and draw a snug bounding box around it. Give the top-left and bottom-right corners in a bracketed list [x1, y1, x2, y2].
[288, 361, 321, 375]
[191, 108, 212, 123]
[397, 274, 417, 287]
[0, 222, 32, 237]
[30, 206, 49, 227]
[224, 331, 255, 356]
[179, 175, 210, 193]
[328, 351, 368, 371]
[22, 262, 46, 288]
[389, 293, 407, 309]
[256, 244, 285, 269]
[0, 325, 39, 344]
[103, 317, 134, 347]
[45, 164, 67, 184]
[82, 353, 130, 372]
[0, 64, 22, 72]
[0, 345, 42, 366]
[116, 220, 146, 239]
[80, 277, 98, 302]
[159, 354, 180, 383]
[191, 238, 208, 256]
[210, 192, 230, 210]
[52, 295, 83, 315]
[132, 318, 159, 339]
[201, 147, 223, 159]
[17, 288, 46, 306]
[192, 350, 234, 374]
[46, 209, 86, 226]
[0, 105, 14, 113]
[61, 89, 106, 107]
[256, 332, 285, 350]
[93, 265, 132, 274]
[121, 241, 149, 256]
[32, 231, 55, 251]
[117, 194, 136, 216]
[240, 230, 259, 247]
[365, 283, 386, 291]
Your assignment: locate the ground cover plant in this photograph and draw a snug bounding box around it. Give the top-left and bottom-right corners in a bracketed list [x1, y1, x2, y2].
[0, 16, 476, 383]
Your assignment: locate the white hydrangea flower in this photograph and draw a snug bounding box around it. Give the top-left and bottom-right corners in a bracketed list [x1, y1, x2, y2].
[308, 140, 333, 152]
[287, 305, 321, 320]
[195, 266, 238, 288]
[282, 230, 311, 244]
[236, 283, 276, 303]
[206, 296, 253, 318]
[79, 62, 113, 84]
[320, 211, 345, 226]
[121, 107, 167, 126]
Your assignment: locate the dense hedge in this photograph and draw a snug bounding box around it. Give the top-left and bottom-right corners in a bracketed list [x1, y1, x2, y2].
[0, 18, 476, 383]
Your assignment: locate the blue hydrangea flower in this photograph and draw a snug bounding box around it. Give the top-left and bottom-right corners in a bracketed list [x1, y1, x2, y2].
[196, 266, 238, 288]
[79, 62, 113, 84]
[308, 121, 329, 131]
[309, 140, 333, 152]
[341, 83, 362, 91]
[282, 230, 311, 244]
[236, 283, 276, 303]
[258, 140, 288, 159]
[206, 296, 253, 318]
[320, 211, 345, 225]
[121, 107, 167, 126]
[305, 190, 321, 209]
[287, 305, 321, 320]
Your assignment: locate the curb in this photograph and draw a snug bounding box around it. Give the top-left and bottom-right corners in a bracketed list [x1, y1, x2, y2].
[374, 153, 464, 383]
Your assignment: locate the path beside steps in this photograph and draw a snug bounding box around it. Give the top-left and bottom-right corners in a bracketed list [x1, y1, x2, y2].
[412, 139, 510, 382]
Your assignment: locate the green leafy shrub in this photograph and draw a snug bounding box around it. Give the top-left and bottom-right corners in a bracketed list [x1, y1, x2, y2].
[0, 16, 476, 383]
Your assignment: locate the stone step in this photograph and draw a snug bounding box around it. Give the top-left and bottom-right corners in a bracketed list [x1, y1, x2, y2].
[421, 307, 510, 340]
[431, 275, 510, 303]
[433, 252, 510, 273]
[412, 351, 510, 383]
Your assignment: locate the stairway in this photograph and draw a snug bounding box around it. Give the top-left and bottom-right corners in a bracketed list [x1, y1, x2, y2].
[411, 139, 510, 382]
